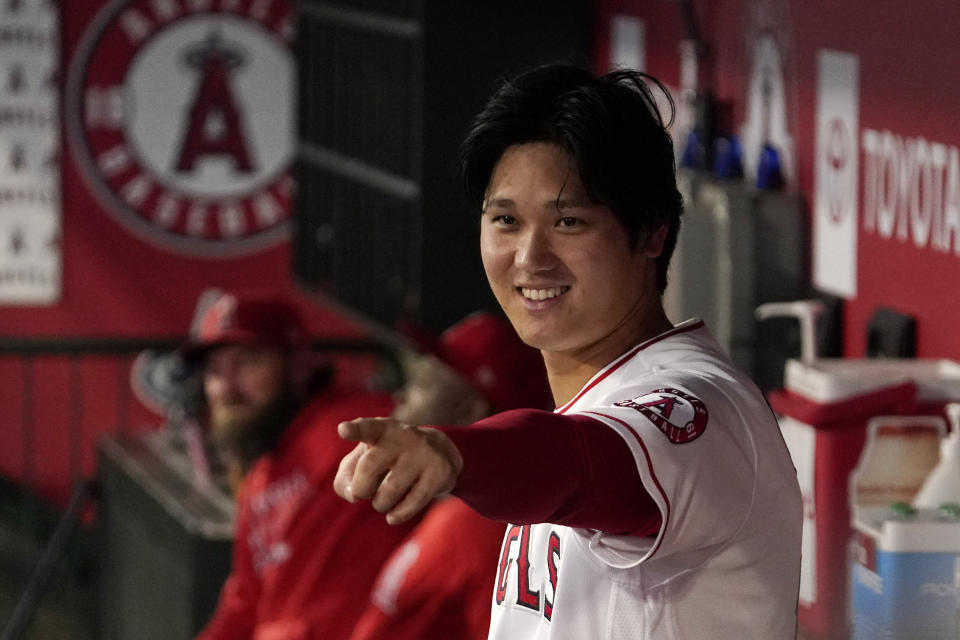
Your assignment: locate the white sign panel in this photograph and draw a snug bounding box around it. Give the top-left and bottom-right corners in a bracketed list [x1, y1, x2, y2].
[813, 50, 859, 298]
[0, 0, 61, 304]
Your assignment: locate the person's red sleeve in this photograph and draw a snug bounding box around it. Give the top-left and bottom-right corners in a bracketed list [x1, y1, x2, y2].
[348, 499, 502, 640]
[195, 486, 260, 640]
[435, 409, 661, 536]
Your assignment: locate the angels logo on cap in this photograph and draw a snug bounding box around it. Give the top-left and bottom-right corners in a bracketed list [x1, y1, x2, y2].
[183, 289, 304, 358]
[615, 387, 709, 444]
[65, 0, 295, 256]
[197, 293, 238, 340]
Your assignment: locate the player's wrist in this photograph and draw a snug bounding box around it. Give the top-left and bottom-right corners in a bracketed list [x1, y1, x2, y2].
[416, 426, 464, 479]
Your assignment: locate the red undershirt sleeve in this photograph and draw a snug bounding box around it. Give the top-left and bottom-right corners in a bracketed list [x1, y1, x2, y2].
[434, 409, 661, 536]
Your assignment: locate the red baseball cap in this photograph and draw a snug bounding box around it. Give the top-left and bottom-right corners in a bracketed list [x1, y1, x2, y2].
[437, 312, 553, 412]
[182, 290, 306, 360]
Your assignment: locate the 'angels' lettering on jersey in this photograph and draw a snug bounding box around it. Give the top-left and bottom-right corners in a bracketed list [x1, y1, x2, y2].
[246, 470, 311, 575]
[614, 387, 708, 444]
[495, 525, 561, 621]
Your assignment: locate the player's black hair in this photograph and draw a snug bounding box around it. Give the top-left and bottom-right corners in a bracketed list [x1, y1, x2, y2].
[459, 62, 683, 293]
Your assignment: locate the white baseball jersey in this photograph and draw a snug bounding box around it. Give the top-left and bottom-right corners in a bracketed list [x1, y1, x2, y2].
[487, 319, 802, 639]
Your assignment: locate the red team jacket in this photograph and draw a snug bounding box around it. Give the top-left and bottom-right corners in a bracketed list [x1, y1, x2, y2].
[197, 388, 418, 640]
[349, 497, 506, 640]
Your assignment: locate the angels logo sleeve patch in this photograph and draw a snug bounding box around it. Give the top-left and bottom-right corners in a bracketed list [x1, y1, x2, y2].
[614, 388, 709, 444]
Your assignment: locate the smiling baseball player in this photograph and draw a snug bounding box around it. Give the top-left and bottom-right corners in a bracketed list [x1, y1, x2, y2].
[334, 63, 802, 639]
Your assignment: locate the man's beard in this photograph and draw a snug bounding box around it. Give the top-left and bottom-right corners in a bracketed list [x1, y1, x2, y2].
[210, 389, 302, 474]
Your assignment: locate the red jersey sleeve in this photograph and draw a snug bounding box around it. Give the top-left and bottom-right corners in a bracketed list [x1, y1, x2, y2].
[436, 409, 661, 536]
[348, 499, 504, 640]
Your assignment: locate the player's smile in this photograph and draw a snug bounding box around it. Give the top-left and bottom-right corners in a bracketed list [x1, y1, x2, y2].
[517, 285, 570, 309]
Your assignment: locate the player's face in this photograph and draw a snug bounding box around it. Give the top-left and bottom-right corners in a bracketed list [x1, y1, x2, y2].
[203, 343, 287, 430]
[480, 142, 659, 358]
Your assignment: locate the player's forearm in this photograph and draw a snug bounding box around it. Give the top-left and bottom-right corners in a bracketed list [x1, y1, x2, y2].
[436, 410, 661, 536]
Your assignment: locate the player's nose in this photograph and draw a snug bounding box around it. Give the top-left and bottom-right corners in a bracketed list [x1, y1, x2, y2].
[515, 227, 558, 271]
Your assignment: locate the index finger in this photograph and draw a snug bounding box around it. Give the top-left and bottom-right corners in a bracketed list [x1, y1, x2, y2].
[338, 417, 390, 444]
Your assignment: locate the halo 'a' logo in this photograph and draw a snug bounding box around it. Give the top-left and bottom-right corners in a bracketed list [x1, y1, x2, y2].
[65, 0, 295, 257]
[196, 293, 237, 338]
[615, 387, 709, 444]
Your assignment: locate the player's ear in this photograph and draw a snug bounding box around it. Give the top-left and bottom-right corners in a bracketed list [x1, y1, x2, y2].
[643, 224, 668, 259]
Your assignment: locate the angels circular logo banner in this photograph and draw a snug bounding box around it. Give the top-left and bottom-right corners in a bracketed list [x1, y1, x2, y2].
[65, 0, 295, 257]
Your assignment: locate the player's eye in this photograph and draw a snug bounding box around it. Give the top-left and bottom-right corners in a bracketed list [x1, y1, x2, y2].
[556, 216, 581, 229]
[490, 214, 517, 226]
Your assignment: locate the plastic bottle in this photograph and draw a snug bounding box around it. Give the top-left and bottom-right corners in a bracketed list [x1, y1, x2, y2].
[954, 553, 960, 639]
[912, 403, 960, 509]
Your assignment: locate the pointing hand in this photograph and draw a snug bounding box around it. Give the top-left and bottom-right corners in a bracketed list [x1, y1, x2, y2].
[333, 417, 463, 524]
